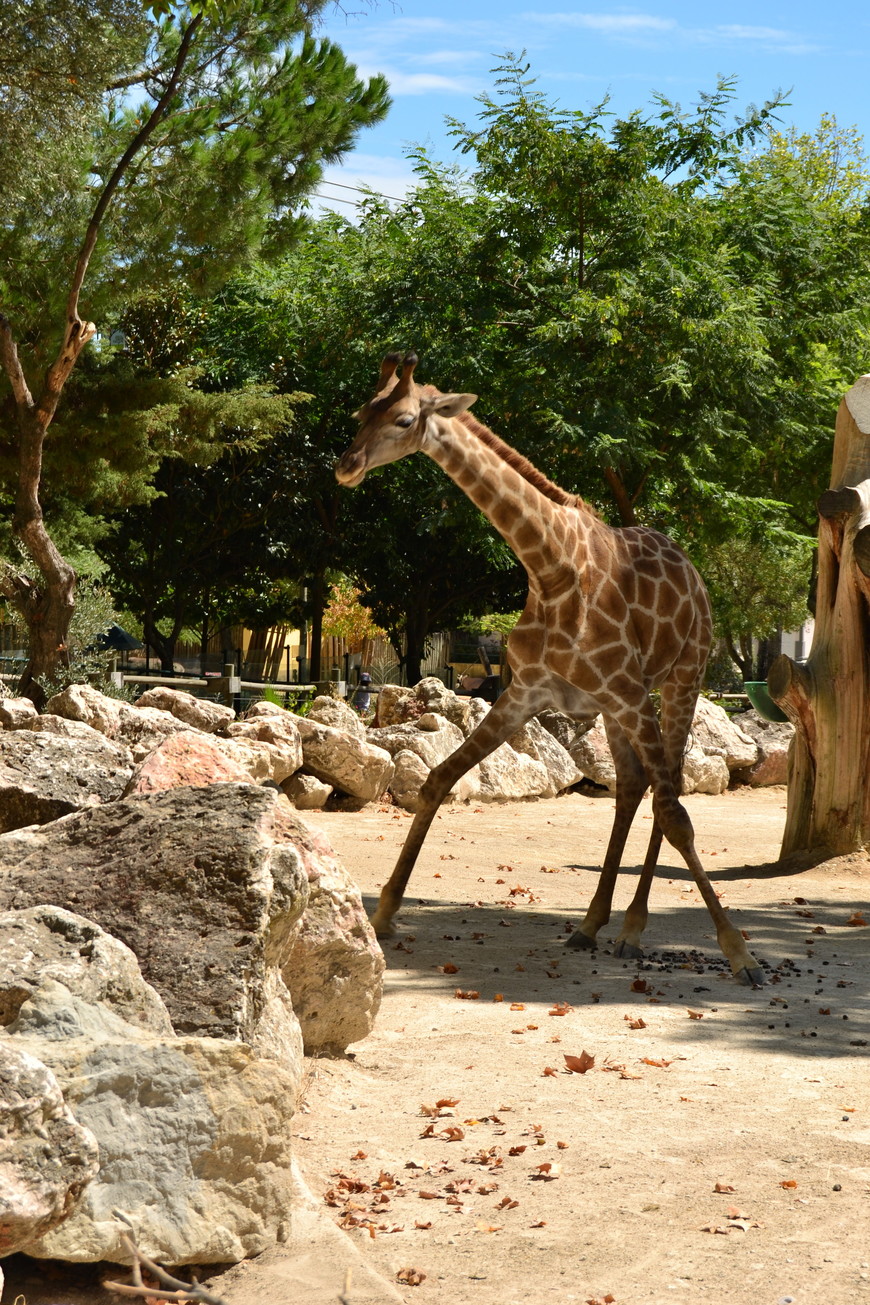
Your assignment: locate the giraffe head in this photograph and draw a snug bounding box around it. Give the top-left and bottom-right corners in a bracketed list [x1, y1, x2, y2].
[336, 352, 477, 487]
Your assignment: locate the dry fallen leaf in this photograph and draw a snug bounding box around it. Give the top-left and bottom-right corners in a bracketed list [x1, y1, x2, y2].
[510, 1002, 526, 1011]
[640, 1057, 673, 1068]
[714, 1181, 736, 1193]
[845, 912, 868, 927]
[549, 1001, 572, 1016]
[493, 993, 504, 1002]
[687, 1009, 705, 1020]
[496, 1196, 519, 1210]
[439, 963, 459, 974]
[630, 978, 650, 993]
[414, 1221, 432, 1230]
[542, 1066, 559, 1077]
[455, 989, 480, 1000]
[564, 1050, 596, 1074]
[625, 1016, 647, 1030]
[397, 1267, 427, 1285]
[530, 1162, 561, 1180]
[780, 1179, 798, 1189]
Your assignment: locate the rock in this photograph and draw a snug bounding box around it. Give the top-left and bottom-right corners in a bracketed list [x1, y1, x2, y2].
[388, 748, 430, 812]
[44, 684, 126, 737]
[0, 730, 134, 833]
[134, 686, 235, 734]
[277, 811, 384, 1054]
[369, 714, 466, 770]
[6, 983, 297, 1266]
[211, 734, 300, 785]
[537, 708, 597, 751]
[281, 771, 334, 809]
[0, 1041, 100, 1257]
[307, 694, 366, 741]
[375, 684, 415, 726]
[226, 713, 304, 779]
[565, 716, 618, 791]
[124, 730, 255, 796]
[27, 713, 114, 744]
[681, 740, 730, 795]
[0, 785, 310, 1048]
[690, 697, 758, 770]
[242, 699, 287, 720]
[730, 710, 794, 786]
[0, 904, 172, 1034]
[509, 716, 581, 796]
[291, 717, 394, 804]
[477, 741, 551, 800]
[0, 696, 38, 729]
[44, 684, 190, 761]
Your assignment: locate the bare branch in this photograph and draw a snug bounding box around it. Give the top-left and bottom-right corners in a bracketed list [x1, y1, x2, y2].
[0, 312, 35, 410]
[103, 1231, 228, 1305]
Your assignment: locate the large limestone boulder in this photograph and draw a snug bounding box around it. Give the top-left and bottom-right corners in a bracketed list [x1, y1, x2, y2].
[566, 716, 618, 791]
[369, 713, 466, 770]
[730, 709, 794, 786]
[375, 683, 415, 726]
[0, 730, 133, 833]
[45, 684, 190, 761]
[124, 729, 255, 795]
[509, 715, 581, 797]
[0, 785, 309, 1050]
[681, 740, 730, 795]
[0, 696, 38, 729]
[307, 694, 366, 741]
[690, 696, 758, 770]
[226, 712, 304, 780]
[0, 1041, 100, 1257]
[134, 685, 234, 734]
[477, 741, 551, 800]
[275, 807, 385, 1055]
[281, 771, 334, 810]
[290, 716, 394, 804]
[6, 983, 297, 1266]
[0, 904, 172, 1034]
[278, 789, 382, 1056]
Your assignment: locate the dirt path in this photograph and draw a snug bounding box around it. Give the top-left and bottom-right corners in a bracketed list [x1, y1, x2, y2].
[287, 787, 870, 1305]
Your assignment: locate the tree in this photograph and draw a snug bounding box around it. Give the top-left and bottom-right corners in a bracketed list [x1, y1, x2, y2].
[700, 536, 812, 682]
[771, 379, 870, 858]
[0, 0, 388, 702]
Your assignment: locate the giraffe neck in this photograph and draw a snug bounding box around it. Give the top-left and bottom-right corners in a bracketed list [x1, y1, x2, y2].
[422, 414, 592, 589]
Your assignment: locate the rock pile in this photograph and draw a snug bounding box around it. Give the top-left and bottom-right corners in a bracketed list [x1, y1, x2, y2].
[0, 684, 385, 1271]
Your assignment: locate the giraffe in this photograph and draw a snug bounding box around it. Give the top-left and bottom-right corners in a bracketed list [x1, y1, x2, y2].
[336, 352, 764, 985]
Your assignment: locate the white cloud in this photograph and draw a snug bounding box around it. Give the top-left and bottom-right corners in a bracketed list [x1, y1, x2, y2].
[524, 10, 676, 33]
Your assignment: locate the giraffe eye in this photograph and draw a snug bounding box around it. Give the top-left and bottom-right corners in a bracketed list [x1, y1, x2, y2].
[394, 413, 415, 428]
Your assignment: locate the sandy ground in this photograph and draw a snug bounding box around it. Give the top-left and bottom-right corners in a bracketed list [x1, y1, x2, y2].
[6, 786, 870, 1305]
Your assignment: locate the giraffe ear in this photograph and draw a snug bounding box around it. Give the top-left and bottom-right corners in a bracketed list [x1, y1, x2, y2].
[430, 392, 478, 417]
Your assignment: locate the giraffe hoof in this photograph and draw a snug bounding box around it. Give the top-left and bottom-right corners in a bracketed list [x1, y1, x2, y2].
[734, 965, 765, 987]
[565, 929, 596, 951]
[369, 914, 396, 940]
[613, 939, 643, 960]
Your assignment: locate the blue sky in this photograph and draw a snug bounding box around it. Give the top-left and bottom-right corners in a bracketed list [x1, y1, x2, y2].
[315, 0, 870, 211]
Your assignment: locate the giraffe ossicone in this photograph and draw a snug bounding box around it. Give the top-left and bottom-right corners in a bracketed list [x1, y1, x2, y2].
[336, 353, 765, 986]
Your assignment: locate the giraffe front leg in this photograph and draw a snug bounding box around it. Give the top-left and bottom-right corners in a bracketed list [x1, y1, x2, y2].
[567, 719, 647, 953]
[612, 821, 663, 959]
[371, 688, 539, 937]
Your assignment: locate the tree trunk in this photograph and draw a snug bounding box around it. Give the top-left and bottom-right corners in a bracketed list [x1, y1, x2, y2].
[309, 570, 325, 682]
[770, 375, 870, 858]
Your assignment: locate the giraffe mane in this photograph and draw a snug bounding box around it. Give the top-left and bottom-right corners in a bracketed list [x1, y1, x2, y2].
[452, 405, 581, 509]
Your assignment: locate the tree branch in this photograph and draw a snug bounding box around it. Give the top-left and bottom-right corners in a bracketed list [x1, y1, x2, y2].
[0, 312, 35, 410]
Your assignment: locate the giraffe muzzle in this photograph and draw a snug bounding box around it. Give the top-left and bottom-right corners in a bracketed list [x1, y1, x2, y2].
[335, 449, 367, 487]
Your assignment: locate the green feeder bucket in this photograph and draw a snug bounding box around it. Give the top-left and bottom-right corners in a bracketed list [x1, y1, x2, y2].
[743, 681, 789, 723]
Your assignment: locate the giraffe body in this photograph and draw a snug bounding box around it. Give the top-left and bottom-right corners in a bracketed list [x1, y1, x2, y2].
[336, 353, 764, 985]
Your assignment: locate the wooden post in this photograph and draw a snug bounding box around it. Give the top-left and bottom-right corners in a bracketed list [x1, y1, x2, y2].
[214, 662, 241, 712]
[770, 375, 870, 857]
